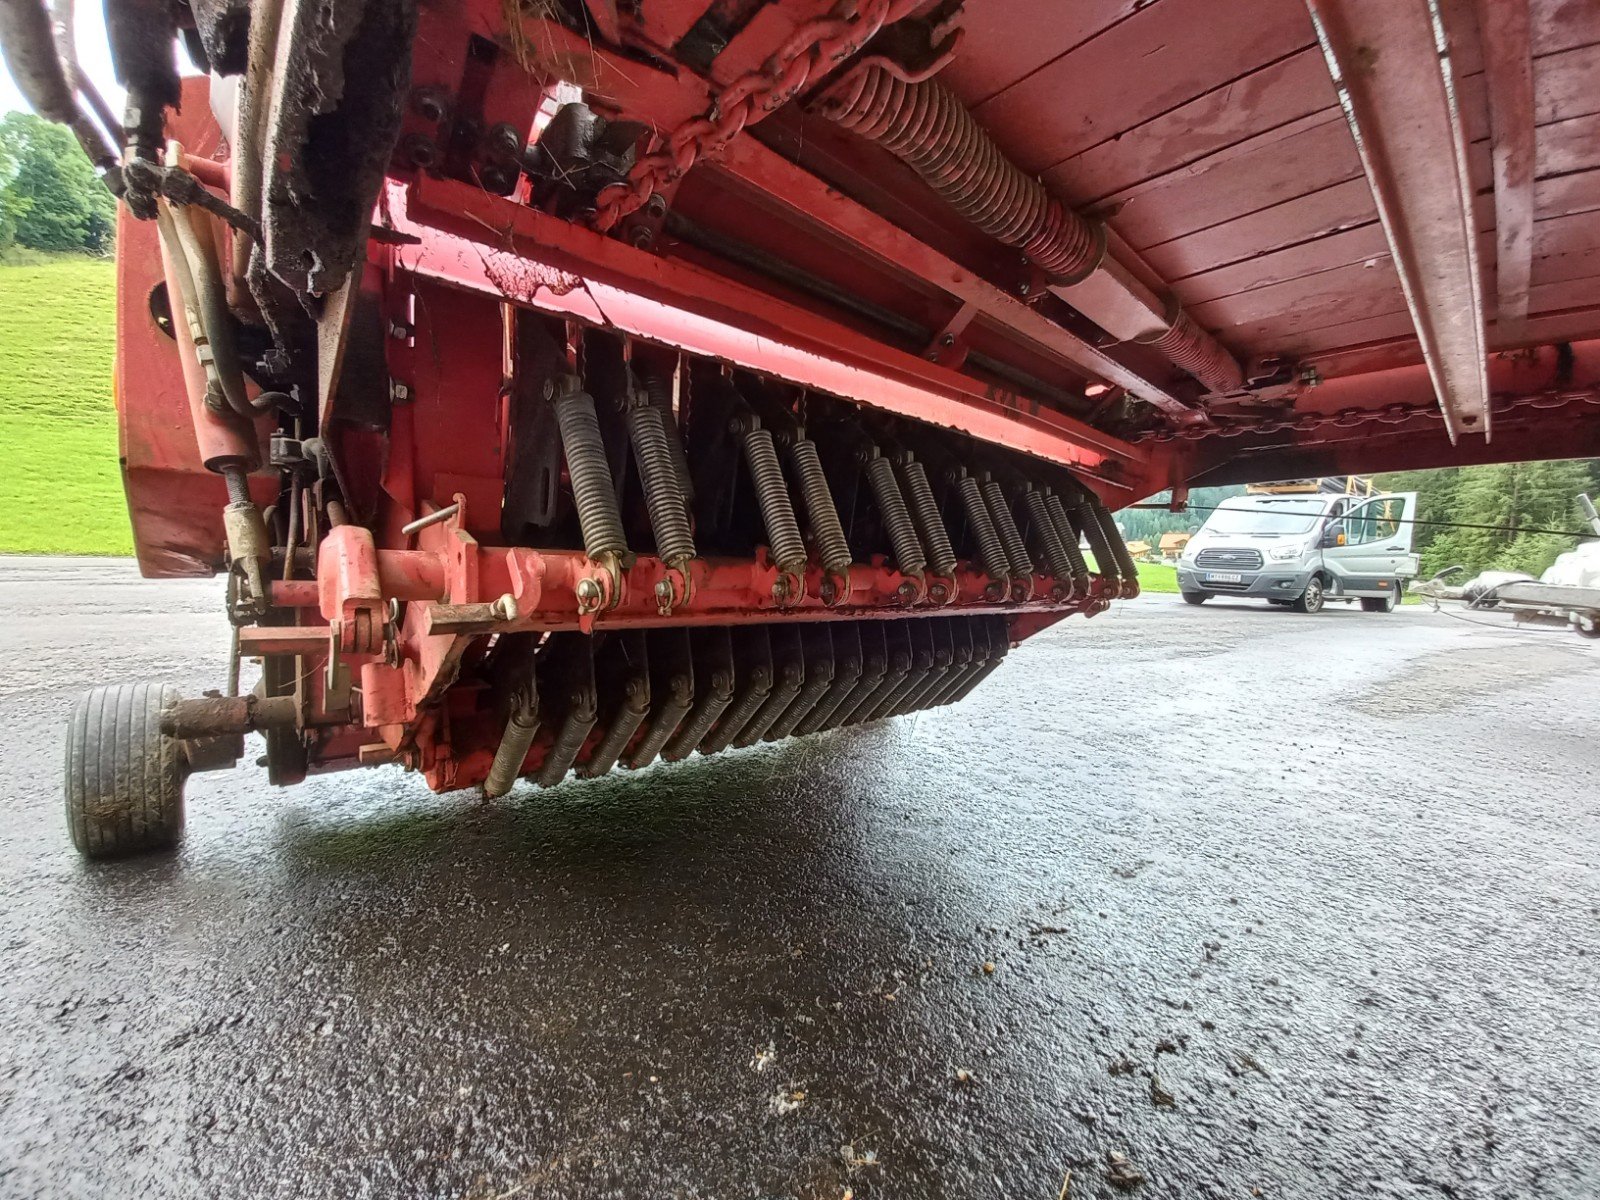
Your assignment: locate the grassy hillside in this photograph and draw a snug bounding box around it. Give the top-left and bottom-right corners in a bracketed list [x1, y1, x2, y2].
[0, 255, 132, 555]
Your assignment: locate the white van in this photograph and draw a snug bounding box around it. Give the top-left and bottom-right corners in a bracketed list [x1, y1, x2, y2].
[1175, 493, 1420, 613]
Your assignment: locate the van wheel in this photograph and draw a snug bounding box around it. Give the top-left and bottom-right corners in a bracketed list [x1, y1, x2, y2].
[1361, 586, 1398, 613]
[1292, 576, 1325, 614]
[1182, 591, 1209, 605]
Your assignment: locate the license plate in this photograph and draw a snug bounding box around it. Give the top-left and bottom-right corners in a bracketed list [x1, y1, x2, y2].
[1204, 572, 1243, 583]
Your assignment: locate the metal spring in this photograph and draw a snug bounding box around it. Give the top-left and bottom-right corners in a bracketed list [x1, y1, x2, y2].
[554, 389, 628, 560]
[579, 685, 649, 778]
[1024, 487, 1075, 583]
[957, 475, 1010, 582]
[766, 666, 835, 741]
[1090, 501, 1142, 598]
[742, 427, 808, 573]
[820, 660, 885, 730]
[626, 678, 692, 769]
[1145, 309, 1244, 395]
[1044, 491, 1091, 588]
[643, 372, 694, 512]
[981, 478, 1034, 577]
[483, 690, 539, 799]
[789, 439, 852, 573]
[664, 678, 732, 761]
[734, 666, 802, 748]
[536, 695, 597, 787]
[795, 663, 861, 735]
[899, 459, 958, 577]
[1075, 500, 1122, 589]
[866, 455, 926, 577]
[820, 69, 1102, 281]
[628, 403, 696, 566]
[701, 672, 771, 754]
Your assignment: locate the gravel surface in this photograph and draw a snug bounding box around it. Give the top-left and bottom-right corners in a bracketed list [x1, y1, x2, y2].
[2, 556, 1597, 1199]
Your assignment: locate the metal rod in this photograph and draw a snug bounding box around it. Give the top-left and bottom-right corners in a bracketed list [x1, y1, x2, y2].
[402, 503, 460, 536]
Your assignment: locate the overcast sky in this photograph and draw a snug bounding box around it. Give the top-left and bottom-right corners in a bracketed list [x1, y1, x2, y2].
[1, 2, 127, 117]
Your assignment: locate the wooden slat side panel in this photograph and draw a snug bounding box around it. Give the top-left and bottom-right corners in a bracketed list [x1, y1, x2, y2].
[971, 0, 1315, 176]
[1041, 48, 1337, 206]
[940, 0, 1147, 108]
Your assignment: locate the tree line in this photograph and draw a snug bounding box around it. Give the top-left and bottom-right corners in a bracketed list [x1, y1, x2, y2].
[1117, 461, 1600, 580]
[0, 111, 116, 255]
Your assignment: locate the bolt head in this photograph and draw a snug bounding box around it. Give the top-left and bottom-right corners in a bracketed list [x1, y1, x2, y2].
[929, 583, 948, 603]
[897, 581, 918, 603]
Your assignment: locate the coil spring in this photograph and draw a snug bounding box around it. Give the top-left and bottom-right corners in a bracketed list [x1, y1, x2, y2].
[742, 427, 808, 573]
[1024, 487, 1074, 582]
[643, 373, 694, 511]
[628, 403, 696, 566]
[957, 475, 1010, 582]
[626, 680, 692, 769]
[899, 459, 958, 577]
[554, 389, 628, 560]
[821, 69, 1101, 281]
[580, 683, 649, 778]
[981, 478, 1034, 577]
[536, 695, 597, 787]
[702, 674, 771, 754]
[789, 439, 852, 574]
[1146, 310, 1244, 395]
[1091, 501, 1142, 598]
[1074, 500, 1121, 586]
[664, 681, 731, 761]
[866, 454, 926, 577]
[484, 691, 538, 799]
[1044, 491, 1091, 585]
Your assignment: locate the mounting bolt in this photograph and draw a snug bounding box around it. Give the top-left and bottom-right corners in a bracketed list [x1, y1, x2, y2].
[896, 580, 919, 604]
[387, 319, 413, 340]
[929, 582, 948, 603]
[399, 133, 439, 170]
[388, 379, 411, 404]
[490, 593, 517, 621]
[575, 577, 603, 612]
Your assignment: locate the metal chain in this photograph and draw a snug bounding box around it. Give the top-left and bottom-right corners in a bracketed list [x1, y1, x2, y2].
[592, 0, 919, 232]
[1134, 387, 1600, 443]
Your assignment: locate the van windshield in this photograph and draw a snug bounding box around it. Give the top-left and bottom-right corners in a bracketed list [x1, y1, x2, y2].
[1204, 499, 1325, 536]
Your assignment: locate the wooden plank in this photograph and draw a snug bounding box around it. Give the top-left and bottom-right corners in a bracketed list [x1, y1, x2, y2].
[1478, 0, 1537, 336]
[1141, 178, 1377, 282]
[973, 0, 1315, 175]
[1533, 168, 1600, 221]
[1040, 48, 1337, 203]
[1531, 0, 1600, 57]
[1172, 222, 1391, 305]
[941, 0, 1148, 108]
[1534, 114, 1600, 178]
[1191, 258, 1406, 335]
[1109, 119, 1365, 252]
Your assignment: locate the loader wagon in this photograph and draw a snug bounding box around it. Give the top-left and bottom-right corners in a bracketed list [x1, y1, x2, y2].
[6, 0, 1598, 856]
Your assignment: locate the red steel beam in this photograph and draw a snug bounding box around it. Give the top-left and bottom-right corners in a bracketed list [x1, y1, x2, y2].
[707, 138, 1196, 418]
[1306, 0, 1492, 441]
[387, 177, 1150, 492]
[1476, 0, 1536, 339]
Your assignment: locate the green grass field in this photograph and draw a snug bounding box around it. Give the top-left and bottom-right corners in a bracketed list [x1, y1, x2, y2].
[0, 255, 132, 555]
[1083, 553, 1179, 593]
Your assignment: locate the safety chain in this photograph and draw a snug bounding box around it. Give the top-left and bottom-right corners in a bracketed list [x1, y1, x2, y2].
[1133, 387, 1600, 443]
[591, 0, 919, 232]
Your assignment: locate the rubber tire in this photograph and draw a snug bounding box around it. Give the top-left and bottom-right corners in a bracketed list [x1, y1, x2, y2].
[65, 683, 186, 860]
[1361, 587, 1398, 613]
[1182, 591, 1210, 605]
[1292, 576, 1325, 614]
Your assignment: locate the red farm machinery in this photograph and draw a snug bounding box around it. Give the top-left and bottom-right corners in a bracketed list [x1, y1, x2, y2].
[4, 0, 1598, 856]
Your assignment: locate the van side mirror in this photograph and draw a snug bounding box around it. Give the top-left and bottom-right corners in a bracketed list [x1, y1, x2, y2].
[1320, 524, 1345, 548]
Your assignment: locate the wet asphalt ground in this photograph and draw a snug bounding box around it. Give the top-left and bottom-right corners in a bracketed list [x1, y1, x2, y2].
[1, 556, 1598, 1199]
